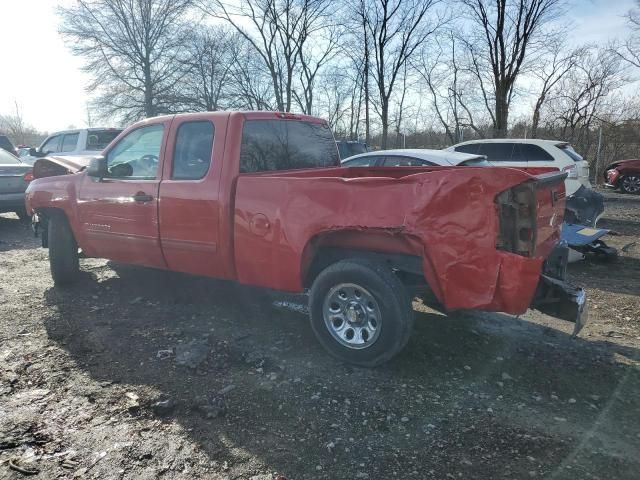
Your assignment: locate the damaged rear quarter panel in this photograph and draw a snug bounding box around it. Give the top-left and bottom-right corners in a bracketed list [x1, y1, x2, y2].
[233, 167, 545, 315]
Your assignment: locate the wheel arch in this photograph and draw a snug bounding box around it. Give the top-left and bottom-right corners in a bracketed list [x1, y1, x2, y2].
[300, 228, 431, 289]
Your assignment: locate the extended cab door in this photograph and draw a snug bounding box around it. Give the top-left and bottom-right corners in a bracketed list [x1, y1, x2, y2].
[157, 114, 229, 278]
[76, 120, 169, 268]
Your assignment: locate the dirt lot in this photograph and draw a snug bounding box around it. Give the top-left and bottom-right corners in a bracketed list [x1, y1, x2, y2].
[1, 190, 639, 480]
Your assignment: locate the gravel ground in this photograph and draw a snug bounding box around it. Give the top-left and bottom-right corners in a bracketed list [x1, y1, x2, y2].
[0, 190, 639, 480]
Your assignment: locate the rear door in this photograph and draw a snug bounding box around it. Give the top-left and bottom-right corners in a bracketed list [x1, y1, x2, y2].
[158, 115, 229, 278]
[76, 120, 169, 267]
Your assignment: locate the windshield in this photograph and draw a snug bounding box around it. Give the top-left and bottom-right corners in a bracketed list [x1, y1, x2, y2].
[0, 148, 20, 164]
[337, 142, 368, 160]
[85, 129, 123, 151]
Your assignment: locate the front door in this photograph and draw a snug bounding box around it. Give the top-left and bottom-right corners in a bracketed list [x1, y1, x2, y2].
[77, 121, 169, 268]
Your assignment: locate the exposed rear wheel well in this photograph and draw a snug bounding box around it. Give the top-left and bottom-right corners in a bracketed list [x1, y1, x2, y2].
[303, 247, 426, 289]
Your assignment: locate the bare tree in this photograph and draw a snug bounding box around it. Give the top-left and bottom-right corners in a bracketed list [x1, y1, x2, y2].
[415, 31, 484, 143]
[181, 27, 238, 111]
[362, 0, 443, 148]
[59, 0, 193, 123]
[460, 0, 565, 137]
[202, 0, 335, 113]
[542, 48, 625, 155]
[530, 38, 586, 137]
[614, 0, 640, 68]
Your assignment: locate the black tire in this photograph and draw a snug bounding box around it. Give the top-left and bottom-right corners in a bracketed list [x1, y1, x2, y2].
[620, 174, 640, 194]
[309, 258, 413, 367]
[48, 214, 79, 285]
[14, 208, 30, 221]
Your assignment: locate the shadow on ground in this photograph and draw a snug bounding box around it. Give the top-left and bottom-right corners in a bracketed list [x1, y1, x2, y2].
[39, 263, 640, 479]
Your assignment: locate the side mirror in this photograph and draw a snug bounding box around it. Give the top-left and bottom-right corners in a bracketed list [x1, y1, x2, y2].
[28, 147, 37, 157]
[87, 157, 108, 179]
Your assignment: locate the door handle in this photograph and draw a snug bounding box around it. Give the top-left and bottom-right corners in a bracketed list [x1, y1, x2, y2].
[133, 192, 153, 203]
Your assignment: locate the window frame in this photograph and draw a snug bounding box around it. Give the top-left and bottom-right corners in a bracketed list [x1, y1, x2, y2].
[104, 124, 165, 180]
[170, 120, 215, 181]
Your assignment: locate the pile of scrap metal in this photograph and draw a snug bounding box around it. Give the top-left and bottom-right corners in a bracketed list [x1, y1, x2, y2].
[563, 186, 617, 262]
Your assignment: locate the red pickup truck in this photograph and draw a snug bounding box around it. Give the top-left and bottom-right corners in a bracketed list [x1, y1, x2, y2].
[26, 111, 586, 366]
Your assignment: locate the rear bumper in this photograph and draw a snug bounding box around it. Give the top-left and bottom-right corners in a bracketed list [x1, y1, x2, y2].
[529, 242, 588, 335]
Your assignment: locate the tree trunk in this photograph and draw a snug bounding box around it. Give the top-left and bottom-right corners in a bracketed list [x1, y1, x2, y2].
[531, 94, 545, 138]
[493, 84, 509, 137]
[381, 99, 389, 149]
[143, 62, 155, 118]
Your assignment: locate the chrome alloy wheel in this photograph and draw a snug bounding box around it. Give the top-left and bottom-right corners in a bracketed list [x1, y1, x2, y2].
[322, 283, 381, 349]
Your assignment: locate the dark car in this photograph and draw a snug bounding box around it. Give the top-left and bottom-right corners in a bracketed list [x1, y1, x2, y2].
[604, 159, 640, 194]
[0, 135, 17, 156]
[0, 148, 33, 220]
[337, 140, 368, 160]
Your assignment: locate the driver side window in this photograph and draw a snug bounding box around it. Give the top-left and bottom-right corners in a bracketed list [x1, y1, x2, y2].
[106, 124, 164, 179]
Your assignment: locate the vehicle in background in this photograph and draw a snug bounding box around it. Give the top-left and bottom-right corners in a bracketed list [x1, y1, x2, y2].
[446, 139, 591, 196]
[337, 140, 368, 160]
[0, 148, 33, 220]
[447, 138, 605, 227]
[341, 149, 490, 167]
[0, 135, 17, 157]
[26, 111, 585, 366]
[604, 159, 640, 194]
[21, 127, 123, 165]
[16, 146, 33, 158]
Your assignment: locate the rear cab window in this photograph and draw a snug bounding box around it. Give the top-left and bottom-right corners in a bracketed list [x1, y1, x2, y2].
[240, 119, 339, 173]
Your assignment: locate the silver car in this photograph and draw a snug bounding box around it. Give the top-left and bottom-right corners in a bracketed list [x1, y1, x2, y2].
[0, 149, 32, 220]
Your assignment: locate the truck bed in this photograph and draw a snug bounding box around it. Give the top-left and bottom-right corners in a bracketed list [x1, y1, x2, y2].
[233, 166, 566, 315]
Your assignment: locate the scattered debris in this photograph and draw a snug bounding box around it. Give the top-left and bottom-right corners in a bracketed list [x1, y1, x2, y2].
[8, 458, 40, 476]
[156, 349, 173, 360]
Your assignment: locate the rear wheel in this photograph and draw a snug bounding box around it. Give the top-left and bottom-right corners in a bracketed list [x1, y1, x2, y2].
[620, 174, 640, 194]
[309, 258, 413, 367]
[48, 215, 79, 285]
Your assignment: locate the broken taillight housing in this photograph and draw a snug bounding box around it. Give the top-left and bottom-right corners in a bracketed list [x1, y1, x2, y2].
[495, 182, 537, 257]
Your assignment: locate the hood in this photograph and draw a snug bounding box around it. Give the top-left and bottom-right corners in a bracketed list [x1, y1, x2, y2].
[37, 155, 100, 174]
[33, 155, 101, 179]
[608, 159, 640, 168]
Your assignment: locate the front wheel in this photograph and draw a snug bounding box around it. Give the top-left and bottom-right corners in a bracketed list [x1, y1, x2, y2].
[48, 215, 80, 285]
[14, 208, 30, 221]
[309, 259, 413, 367]
[620, 174, 640, 194]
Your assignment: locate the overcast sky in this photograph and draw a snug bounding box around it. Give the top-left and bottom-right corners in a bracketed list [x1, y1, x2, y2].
[0, 0, 636, 133]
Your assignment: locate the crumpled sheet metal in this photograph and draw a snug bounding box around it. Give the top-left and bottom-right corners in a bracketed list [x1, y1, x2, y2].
[234, 166, 554, 315]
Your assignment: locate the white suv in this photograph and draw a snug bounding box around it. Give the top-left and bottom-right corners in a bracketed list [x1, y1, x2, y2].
[446, 139, 591, 195]
[22, 127, 122, 165]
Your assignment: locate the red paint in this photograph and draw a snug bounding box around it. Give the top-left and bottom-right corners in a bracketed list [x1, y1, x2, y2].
[26, 111, 567, 317]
